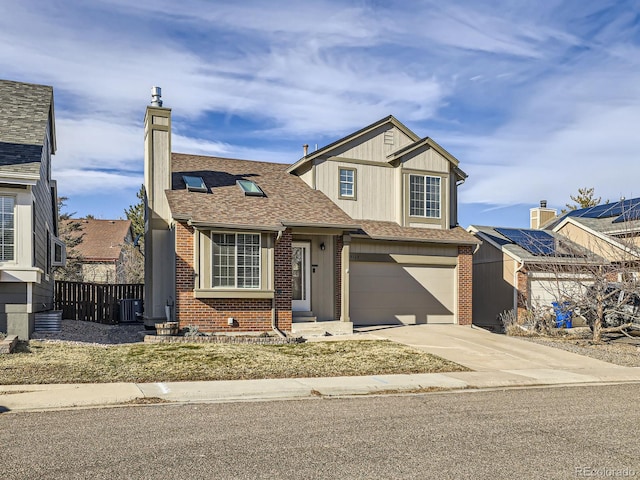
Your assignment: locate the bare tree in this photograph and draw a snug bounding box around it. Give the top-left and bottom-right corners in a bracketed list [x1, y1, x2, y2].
[527, 221, 640, 342]
[118, 243, 144, 284]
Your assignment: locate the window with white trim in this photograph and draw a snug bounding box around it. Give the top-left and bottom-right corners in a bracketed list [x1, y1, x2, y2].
[0, 196, 15, 262]
[409, 175, 441, 218]
[339, 168, 355, 199]
[212, 233, 261, 288]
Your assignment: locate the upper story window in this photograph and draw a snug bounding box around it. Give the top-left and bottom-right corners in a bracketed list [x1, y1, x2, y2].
[409, 174, 441, 219]
[212, 233, 260, 289]
[339, 167, 356, 200]
[0, 196, 15, 262]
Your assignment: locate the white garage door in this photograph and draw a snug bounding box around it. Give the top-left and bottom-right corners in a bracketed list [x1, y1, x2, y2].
[350, 261, 456, 326]
[530, 278, 588, 309]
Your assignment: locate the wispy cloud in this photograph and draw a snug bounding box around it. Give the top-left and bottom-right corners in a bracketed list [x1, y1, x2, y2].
[1, 0, 639, 225]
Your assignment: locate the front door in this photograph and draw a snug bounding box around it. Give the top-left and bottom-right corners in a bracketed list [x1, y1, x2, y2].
[292, 242, 311, 311]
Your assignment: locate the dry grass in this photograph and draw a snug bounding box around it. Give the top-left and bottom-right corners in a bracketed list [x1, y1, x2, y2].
[0, 340, 469, 385]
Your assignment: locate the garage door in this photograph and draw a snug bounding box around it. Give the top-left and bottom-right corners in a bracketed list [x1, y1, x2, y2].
[350, 261, 455, 326]
[530, 278, 588, 309]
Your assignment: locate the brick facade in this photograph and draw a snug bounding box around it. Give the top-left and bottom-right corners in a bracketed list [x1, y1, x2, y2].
[516, 269, 529, 319]
[457, 245, 473, 325]
[174, 222, 292, 333]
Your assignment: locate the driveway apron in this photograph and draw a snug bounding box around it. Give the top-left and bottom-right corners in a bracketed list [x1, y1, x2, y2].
[366, 324, 623, 372]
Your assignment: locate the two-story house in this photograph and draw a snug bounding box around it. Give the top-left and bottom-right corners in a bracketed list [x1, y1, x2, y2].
[0, 79, 65, 339]
[143, 88, 478, 334]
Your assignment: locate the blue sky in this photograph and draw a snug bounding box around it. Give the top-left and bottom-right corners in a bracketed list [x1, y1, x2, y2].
[2, 0, 639, 228]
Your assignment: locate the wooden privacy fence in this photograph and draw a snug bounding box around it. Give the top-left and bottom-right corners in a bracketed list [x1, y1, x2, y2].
[55, 281, 144, 324]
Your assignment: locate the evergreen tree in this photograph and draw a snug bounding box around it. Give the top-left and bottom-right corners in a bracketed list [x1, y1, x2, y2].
[561, 187, 607, 214]
[124, 185, 144, 245]
[54, 197, 84, 281]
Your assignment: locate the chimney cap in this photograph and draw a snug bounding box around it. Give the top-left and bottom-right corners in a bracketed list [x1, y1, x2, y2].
[151, 86, 163, 107]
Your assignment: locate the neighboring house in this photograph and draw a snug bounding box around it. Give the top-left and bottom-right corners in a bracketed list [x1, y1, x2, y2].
[64, 219, 137, 283]
[468, 223, 603, 330]
[0, 79, 65, 339]
[143, 89, 478, 334]
[550, 197, 640, 269]
[469, 199, 640, 330]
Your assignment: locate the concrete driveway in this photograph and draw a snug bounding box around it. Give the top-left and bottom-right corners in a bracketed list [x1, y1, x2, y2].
[363, 324, 623, 372]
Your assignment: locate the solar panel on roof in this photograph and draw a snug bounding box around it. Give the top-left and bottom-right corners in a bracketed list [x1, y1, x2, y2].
[495, 228, 556, 256]
[612, 203, 640, 224]
[576, 203, 611, 218]
[599, 198, 640, 219]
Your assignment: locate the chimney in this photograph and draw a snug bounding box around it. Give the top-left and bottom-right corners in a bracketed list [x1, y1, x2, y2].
[143, 86, 175, 327]
[150, 86, 163, 107]
[530, 200, 557, 229]
[303, 144, 309, 156]
[144, 87, 172, 222]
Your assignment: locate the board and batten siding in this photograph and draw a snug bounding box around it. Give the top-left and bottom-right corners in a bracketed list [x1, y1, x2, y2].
[400, 147, 451, 173]
[315, 160, 397, 222]
[351, 239, 458, 257]
[334, 125, 415, 162]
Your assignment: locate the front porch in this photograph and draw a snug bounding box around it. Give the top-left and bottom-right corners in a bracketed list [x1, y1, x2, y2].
[290, 230, 352, 335]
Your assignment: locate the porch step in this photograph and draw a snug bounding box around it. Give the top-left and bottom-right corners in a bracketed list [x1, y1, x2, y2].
[292, 312, 317, 323]
[291, 321, 354, 337]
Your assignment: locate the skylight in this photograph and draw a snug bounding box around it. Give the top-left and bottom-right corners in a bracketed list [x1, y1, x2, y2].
[237, 179, 265, 197]
[183, 175, 207, 193]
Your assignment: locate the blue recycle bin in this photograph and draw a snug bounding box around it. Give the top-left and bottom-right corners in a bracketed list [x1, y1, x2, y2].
[551, 302, 573, 328]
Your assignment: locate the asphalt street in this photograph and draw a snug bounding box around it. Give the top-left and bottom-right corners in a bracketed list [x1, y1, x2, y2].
[3, 384, 639, 479]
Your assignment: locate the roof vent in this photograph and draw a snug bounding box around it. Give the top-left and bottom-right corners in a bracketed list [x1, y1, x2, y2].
[151, 86, 163, 107]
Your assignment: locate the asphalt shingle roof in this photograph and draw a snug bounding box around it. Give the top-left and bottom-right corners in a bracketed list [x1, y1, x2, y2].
[0, 79, 53, 175]
[66, 219, 132, 261]
[358, 220, 479, 245]
[167, 154, 359, 230]
[167, 153, 478, 248]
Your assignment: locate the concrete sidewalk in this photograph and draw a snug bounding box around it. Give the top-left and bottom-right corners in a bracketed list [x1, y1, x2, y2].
[2, 325, 639, 413]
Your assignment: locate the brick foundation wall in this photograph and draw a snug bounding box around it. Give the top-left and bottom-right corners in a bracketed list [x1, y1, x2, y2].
[174, 222, 292, 333]
[457, 245, 473, 325]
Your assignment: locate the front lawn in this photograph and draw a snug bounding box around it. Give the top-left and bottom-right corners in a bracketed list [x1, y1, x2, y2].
[1, 340, 469, 384]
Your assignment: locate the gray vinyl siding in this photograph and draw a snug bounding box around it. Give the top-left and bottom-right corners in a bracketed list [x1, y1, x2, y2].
[31, 120, 56, 311]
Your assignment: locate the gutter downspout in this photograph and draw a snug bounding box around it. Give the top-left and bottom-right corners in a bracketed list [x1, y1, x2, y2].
[271, 228, 286, 338]
[514, 260, 525, 319]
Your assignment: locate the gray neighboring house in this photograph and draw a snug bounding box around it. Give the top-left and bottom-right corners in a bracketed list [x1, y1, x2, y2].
[0, 79, 65, 339]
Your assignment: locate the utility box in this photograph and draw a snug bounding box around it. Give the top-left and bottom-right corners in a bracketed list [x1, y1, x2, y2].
[120, 299, 143, 323]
